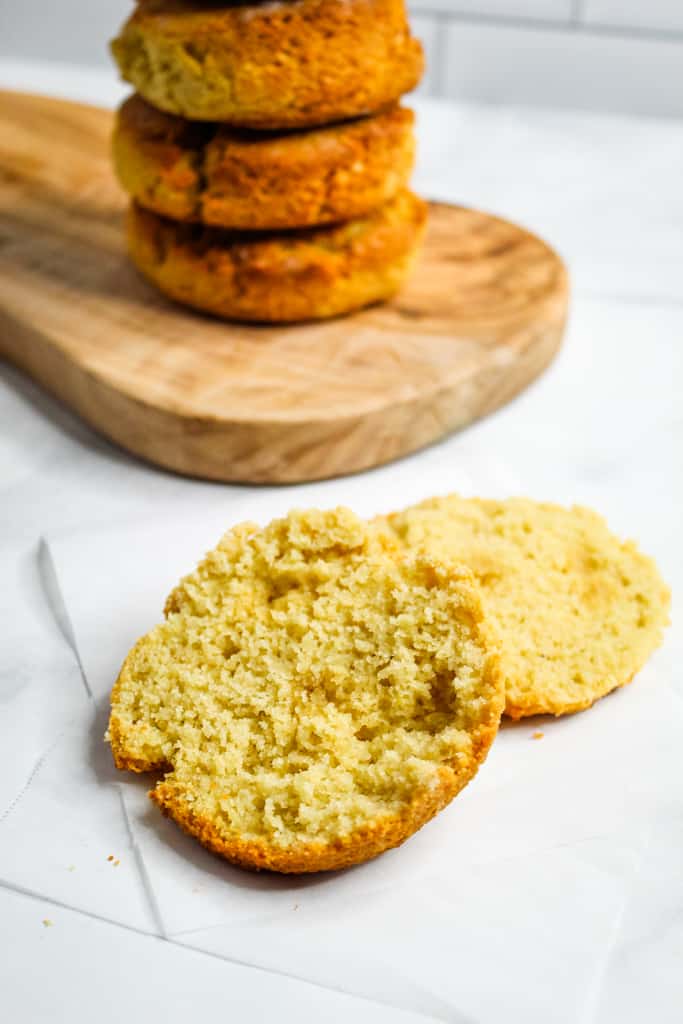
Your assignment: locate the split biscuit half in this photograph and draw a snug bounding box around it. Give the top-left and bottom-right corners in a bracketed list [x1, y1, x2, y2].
[108, 508, 503, 873]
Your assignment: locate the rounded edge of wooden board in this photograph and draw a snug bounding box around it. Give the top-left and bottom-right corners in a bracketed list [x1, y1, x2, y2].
[0, 119, 569, 482]
[1, 311, 565, 484]
[1, 225, 568, 484]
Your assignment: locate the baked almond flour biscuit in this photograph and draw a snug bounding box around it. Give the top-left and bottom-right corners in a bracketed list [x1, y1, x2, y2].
[111, 0, 424, 128]
[113, 95, 416, 230]
[126, 189, 427, 322]
[379, 497, 670, 719]
[107, 509, 503, 873]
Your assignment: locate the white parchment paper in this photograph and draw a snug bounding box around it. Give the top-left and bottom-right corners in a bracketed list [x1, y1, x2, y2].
[16, 464, 677, 1023]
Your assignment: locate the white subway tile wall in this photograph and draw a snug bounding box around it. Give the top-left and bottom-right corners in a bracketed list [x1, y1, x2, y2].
[409, 1, 683, 115]
[1, 1, 682, 117]
[0, 1, 128, 66]
[441, 18, 683, 117]
[409, 14, 442, 96]
[409, 1, 572, 20]
[584, 1, 683, 34]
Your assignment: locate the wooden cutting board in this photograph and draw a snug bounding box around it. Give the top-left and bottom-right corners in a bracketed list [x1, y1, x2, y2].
[0, 90, 568, 483]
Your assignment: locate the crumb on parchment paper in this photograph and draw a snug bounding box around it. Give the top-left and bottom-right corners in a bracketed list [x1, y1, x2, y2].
[42, 919, 54, 928]
[532, 731, 544, 740]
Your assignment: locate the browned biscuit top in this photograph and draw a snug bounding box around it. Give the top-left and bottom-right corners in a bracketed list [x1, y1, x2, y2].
[112, 0, 425, 127]
[114, 94, 416, 229]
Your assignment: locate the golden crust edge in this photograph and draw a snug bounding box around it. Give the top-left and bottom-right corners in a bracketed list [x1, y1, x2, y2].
[150, 766, 456, 874]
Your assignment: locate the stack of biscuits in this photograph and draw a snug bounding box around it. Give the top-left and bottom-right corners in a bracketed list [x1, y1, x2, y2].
[110, 0, 427, 323]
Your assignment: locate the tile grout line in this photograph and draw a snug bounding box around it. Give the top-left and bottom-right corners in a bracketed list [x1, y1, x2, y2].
[410, 7, 683, 45]
[432, 14, 451, 99]
[570, 0, 585, 28]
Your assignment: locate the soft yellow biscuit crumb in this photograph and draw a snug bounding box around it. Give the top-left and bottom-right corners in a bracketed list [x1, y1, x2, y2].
[108, 508, 503, 872]
[379, 496, 670, 719]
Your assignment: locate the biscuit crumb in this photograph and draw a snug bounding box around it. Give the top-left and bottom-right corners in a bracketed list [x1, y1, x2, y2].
[114, 860, 121, 867]
[108, 507, 503, 873]
[532, 731, 544, 740]
[380, 495, 670, 718]
[107, 855, 114, 862]
[42, 919, 54, 928]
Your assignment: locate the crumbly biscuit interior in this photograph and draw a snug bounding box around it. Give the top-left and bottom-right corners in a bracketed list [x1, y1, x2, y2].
[111, 509, 495, 845]
[383, 497, 670, 714]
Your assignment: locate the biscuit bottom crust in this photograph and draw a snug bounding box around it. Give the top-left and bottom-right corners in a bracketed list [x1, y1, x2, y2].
[126, 190, 428, 322]
[111, 0, 424, 128]
[113, 95, 416, 230]
[379, 496, 671, 718]
[108, 509, 503, 872]
[149, 766, 463, 873]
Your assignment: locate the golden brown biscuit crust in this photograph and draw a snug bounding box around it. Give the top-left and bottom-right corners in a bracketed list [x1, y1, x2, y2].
[111, 0, 424, 128]
[148, 763, 467, 873]
[126, 189, 428, 322]
[113, 94, 416, 229]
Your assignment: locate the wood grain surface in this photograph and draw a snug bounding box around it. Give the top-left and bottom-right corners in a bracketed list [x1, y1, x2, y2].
[0, 91, 569, 483]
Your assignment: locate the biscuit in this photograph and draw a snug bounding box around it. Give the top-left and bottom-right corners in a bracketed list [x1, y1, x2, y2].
[379, 496, 670, 719]
[113, 94, 416, 230]
[107, 508, 503, 873]
[111, 0, 424, 128]
[126, 189, 427, 322]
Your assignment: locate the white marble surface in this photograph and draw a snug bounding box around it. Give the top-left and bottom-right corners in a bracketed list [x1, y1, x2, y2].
[1, 62, 682, 1023]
